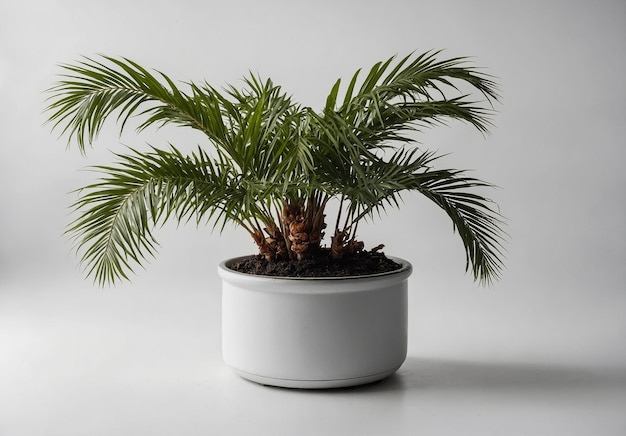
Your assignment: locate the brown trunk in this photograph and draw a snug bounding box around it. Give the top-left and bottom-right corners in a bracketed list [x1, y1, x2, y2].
[330, 229, 345, 260]
[282, 197, 327, 261]
[251, 221, 289, 262]
[331, 229, 365, 260]
[251, 228, 276, 262]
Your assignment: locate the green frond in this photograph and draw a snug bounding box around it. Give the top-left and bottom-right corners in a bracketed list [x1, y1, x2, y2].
[412, 170, 507, 285]
[45, 55, 229, 152]
[324, 50, 500, 150]
[66, 146, 253, 285]
[325, 147, 506, 284]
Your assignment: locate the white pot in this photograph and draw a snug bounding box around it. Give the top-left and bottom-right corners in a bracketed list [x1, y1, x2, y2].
[219, 256, 412, 389]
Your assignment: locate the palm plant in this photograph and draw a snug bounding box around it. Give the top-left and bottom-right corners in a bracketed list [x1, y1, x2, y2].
[45, 51, 505, 286]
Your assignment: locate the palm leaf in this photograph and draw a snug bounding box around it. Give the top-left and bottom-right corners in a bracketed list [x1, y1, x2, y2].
[328, 148, 506, 284]
[411, 170, 506, 285]
[66, 146, 256, 285]
[311, 52, 505, 283]
[45, 55, 228, 152]
[326, 50, 499, 150]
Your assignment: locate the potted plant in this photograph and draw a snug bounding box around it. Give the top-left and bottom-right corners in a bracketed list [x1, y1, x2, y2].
[45, 51, 505, 388]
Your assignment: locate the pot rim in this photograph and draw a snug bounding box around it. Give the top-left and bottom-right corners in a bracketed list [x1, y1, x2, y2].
[218, 255, 413, 282]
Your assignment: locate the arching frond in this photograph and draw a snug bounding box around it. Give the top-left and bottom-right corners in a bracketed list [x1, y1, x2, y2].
[45, 56, 229, 152]
[324, 50, 499, 149]
[313, 52, 505, 283]
[66, 146, 258, 286]
[409, 168, 506, 285]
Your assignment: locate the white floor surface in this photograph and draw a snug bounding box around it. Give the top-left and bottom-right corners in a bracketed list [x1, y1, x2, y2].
[1, 272, 624, 436]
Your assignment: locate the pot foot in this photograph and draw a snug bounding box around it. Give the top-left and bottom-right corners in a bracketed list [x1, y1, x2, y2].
[229, 366, 401, 389]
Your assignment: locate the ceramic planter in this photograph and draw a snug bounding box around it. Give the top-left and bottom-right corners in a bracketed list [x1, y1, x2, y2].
[218, 256, 412, 389]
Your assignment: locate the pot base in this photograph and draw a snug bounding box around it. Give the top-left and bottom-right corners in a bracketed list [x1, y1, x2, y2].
[230, 365, 401, 389]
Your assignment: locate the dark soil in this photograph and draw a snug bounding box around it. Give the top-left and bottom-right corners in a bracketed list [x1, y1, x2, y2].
[226, 249, 402, 278]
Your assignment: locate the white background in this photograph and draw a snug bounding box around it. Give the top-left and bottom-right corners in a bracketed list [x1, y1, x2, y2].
[1, 1, 625, 435]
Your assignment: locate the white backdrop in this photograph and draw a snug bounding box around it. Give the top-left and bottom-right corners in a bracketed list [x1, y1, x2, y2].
[1, 1, 625, 435]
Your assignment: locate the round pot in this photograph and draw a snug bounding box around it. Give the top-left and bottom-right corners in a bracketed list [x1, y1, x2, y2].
[218, 256, 412, 389]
